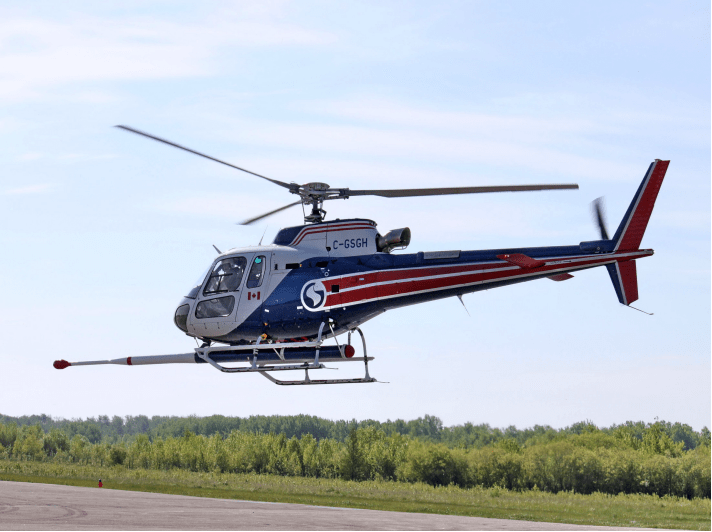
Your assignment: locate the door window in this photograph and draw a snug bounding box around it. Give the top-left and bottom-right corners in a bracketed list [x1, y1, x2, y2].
[203, 257, 247, 295]
[246, 256, 266, 288]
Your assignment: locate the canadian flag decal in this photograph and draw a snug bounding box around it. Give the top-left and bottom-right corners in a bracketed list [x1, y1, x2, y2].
[248, 291, 260, 301]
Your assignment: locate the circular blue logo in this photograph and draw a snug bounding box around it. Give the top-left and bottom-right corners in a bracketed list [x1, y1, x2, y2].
[301, 280, 327, 311]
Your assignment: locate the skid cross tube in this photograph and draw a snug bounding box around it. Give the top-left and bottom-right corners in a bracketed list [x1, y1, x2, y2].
[258, 326, 377, 385]
[194, 322, 334, 374]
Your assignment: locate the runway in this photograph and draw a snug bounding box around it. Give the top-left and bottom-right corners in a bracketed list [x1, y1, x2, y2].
[0, 481, 653, 530]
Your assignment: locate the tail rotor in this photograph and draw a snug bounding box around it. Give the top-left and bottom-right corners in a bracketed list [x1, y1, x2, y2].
[591, 196, 610, 240]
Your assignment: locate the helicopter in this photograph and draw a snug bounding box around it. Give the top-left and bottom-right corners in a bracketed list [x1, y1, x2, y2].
[54, 126, 669, 385]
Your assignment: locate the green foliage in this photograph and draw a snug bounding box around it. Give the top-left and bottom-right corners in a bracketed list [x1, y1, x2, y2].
[0, 415, 708, 499]
[397, 441, 463, 486]
[494, 438, 521, 454]
[340, 428, 365, 481]
[466, 447, 524, 490]
[358, 427, 407, 481]
[0, 422, 18, 449]
[13, 425, 44, 461]
[641, 422, 685, 457]
[43, 428, 69, 458]
[1, 413, 708, 451]
[109, 445, 127, 466]
[69, 435, 91, 464]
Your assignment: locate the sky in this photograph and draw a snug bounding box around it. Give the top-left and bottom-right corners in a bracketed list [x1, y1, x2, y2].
[1, 0, 709, 430]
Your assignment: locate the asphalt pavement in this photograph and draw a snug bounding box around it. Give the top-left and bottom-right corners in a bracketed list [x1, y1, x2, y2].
[0, 480, 658, 530]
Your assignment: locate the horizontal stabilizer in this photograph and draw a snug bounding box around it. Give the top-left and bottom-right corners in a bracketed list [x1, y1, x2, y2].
[548, 273, 574, 282]
[497, 253, 545, 268]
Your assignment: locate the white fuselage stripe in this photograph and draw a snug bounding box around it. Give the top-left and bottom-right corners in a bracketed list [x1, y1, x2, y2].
[323, 250, 648, 310]
[291, 223, 375, 245]
[335, 250, 646, 294]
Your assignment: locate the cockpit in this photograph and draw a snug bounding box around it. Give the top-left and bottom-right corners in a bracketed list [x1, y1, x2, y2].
[203, 257, 247, 295]
[174, 255, 268, 334]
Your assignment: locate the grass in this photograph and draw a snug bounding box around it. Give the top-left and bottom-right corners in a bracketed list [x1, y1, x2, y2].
[0, 460, 709, 530]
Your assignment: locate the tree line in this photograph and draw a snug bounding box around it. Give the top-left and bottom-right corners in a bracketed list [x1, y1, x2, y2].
[0, 417, 709, 499]
[0, 413, 708, 451]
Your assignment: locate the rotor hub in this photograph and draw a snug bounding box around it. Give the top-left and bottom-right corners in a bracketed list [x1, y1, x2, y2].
[301, 182, 331, 193]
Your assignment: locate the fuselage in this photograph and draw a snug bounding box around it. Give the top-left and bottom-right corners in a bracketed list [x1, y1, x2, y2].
[173, 218, 652, 344]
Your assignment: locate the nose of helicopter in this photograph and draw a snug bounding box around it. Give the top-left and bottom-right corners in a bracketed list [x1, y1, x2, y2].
[174, 300, 191, 333]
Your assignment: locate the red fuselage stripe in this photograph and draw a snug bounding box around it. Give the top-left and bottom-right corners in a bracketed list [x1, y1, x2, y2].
[336, 260, 511, 287]
[323, 251, 649, 308]
[292, 224, 375, 245]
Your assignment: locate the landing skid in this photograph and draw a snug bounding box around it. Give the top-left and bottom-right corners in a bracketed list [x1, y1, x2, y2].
[259, 371, 375, 385]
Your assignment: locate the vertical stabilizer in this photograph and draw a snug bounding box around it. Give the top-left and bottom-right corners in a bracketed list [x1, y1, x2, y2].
[606, 261, 639, 305]
[605, 159, 668, 306]
[612, 160, 669, 251]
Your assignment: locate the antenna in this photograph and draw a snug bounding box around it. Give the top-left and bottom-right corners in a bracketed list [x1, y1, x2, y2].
[457, 294, 470, 316]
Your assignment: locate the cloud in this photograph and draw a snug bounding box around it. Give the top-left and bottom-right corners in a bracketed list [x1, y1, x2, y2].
[57, 153, 118, 162]
[15, 152, 118, 163]
[655, 210, 711, 231]
[18, 152, 43, 161]
[0, 7, 336, 101]
[220, 118, 641, 182]
[152, 192, 273, 222]
[181, 88, 705, 187]
[3, 183, 51, 194]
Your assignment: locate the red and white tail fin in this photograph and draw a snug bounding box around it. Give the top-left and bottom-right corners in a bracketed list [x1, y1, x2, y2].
[612, 160, 669, 252]
[606, 160, 669, 306]
[606, 261, 639, 305]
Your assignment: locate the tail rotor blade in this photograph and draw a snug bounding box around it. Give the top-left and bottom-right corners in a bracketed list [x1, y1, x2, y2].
[592, 197, 609, 240]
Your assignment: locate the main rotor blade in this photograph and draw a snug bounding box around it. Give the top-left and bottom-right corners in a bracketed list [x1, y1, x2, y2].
[239, 200, 302, 226]
[115, 125, 295, 191]
[592, 196, 609, 240]
[345, 184, 579, 198]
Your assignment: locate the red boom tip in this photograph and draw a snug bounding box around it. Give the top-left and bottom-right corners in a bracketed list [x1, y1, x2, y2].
[53, 360, 71, 370]
[344, 345, 355, 358]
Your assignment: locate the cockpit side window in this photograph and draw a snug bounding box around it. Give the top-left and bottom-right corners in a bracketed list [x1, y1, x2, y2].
[203, 257, 247, 296]
[246, 256, 266, 289]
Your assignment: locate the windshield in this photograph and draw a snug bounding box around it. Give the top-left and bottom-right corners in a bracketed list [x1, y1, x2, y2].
[203, 257, 247, 295]
[185, 265, 212, 299]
